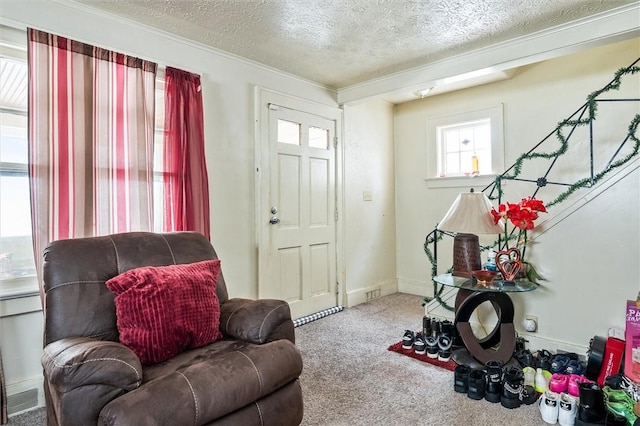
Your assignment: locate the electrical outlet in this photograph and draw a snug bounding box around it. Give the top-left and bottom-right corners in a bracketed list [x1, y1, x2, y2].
[362, 190, 373, 201]
[523, 314, 538, 332]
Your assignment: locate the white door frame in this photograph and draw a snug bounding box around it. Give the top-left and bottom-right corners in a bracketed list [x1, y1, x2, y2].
[254, 87, 345, 311]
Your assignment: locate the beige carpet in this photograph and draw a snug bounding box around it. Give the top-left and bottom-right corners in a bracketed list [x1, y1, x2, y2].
[296, 292, 547, 425]
[9, 293, 548, 425]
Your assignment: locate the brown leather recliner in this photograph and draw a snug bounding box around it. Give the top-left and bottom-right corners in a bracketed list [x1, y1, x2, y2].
[40, 231, 303, 425]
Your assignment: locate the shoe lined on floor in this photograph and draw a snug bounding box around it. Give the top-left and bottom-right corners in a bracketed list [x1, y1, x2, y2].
[422, 316, 432, 337]
[523, 366, 536, 387]
[564, 359, 585, 375]
[605, 373, 640, 402]
[551, 354, 571, 374]
[567, 374, 591, 397]
[558, 393, 578, 426]
[535, 368, 552, 394]
[501, 365, 523, 409]
[603, 386, 639, 425]
[539, 390, 560, 424]
[426, 335, 439, 359]
[467, 369, 486, 400]
[414, 332, 426, 355]
[550, 373, 569, 393]
[536, 349, 553, 370]
[437, 335, 453, 362]
[402, 330, 415, 349]
[454, 364, 471, 393]
[485, 360, 503, 403]
[515, 348, 535, 368]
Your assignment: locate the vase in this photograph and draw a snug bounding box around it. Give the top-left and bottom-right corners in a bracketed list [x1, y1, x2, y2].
[496, 247, 522, 282]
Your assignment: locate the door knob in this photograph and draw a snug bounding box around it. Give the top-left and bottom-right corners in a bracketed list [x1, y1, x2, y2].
[269, 216, 280, 224]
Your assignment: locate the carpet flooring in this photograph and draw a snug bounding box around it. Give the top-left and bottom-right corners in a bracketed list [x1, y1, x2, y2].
[8, 293, 547, 425]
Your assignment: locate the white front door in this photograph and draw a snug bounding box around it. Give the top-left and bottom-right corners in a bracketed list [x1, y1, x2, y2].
[257, 90, 341, 320]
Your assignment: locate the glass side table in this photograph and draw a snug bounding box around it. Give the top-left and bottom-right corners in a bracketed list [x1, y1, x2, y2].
[433, 273, 538, 366]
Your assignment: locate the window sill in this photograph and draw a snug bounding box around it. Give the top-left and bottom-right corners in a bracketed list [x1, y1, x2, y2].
[425, 174, 497, 189]
[0, 276, 41, 316]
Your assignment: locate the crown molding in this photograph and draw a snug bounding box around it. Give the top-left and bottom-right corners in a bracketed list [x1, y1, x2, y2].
[337, 3, 640, 105]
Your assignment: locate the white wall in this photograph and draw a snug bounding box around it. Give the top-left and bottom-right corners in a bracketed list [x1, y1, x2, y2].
[0, 0, 397, 409]
[395, 38, 640, 353]
[343, 101, 397, 305]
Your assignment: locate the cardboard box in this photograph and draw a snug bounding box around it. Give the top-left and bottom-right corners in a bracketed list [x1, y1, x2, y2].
[625, 300, 640, 383]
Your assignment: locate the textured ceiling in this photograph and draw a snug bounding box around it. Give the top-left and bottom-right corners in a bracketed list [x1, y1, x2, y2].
[69, 0, 637, 88]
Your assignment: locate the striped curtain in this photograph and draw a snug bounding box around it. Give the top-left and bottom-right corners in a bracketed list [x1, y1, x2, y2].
[163, 67, 210, 240]
[28, 29, 157, 301]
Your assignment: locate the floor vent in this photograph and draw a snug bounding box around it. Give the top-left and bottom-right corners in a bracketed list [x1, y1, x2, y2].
[293, 306, 343, 328]
[8, 388, 38, 415]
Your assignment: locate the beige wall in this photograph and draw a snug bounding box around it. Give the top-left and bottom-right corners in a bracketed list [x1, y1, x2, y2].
[343, 101, 397, 305]
[395, 38, 640, 352]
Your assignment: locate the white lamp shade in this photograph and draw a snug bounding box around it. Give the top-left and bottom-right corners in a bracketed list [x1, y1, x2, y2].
[437, 191, 504, 234]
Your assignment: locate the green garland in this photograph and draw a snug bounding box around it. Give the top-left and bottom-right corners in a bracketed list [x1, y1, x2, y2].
[423, 60, 640, 309]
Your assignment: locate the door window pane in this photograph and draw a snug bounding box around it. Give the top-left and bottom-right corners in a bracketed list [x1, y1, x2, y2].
[278, 119, 300, 145]
[309, 126, 329, 149]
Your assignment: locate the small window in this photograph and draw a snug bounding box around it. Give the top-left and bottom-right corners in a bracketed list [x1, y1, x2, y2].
[426, 105, 504, 188]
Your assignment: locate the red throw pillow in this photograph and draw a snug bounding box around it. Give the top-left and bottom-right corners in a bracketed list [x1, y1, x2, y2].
[106, 259, 223, 365]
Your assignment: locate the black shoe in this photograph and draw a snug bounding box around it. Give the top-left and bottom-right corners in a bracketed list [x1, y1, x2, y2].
[536, 349, 552, 370]
[437, 335, 453, 362]
[467, 369, 486, 400]
[422, 316, 432, 337]
[500, 365, 535, 408]
[440, 319, 454, 338]
[414, 333, 426, 355]
[426, 335, 439, 359]
[515, 348, 535, 368]
[432, 319, 441, 337]
[402, 330, 415, 350]
[454, 364, 471, 393]
[484, 360, 503, 403]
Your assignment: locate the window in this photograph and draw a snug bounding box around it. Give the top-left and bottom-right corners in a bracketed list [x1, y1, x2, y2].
[1, 49, 37, 296]
[426, 105, 504, 188]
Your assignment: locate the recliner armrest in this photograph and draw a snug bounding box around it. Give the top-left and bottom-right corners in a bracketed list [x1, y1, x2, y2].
[42, 337, 142, 424]
[219, 298, 295, 344]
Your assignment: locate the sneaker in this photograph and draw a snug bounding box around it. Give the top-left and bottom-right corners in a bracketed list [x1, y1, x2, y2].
[515, 348, 535, 368]
[606, 373, 640, 402]
[454, 364, 471, 393]
[536, 349, 553, 370]
[558, 393, 578, 426]
[467, 369, 486, 400]
[535, 368, 552, 394]
[550, 373, 569, 393]
[426, 335, 439, 359]
[564, 359, 585, 376]
[437, 335, 453, 362]
[402, 330, 415, 350]
[603, 386, 639, 425]
[568, 374, 590, 397]
[523, 366, 536, 387]
[414, 333, 426, 355]
[485, 360, 503, 403]
[539, 390, 560, 424]
[550, 354, 571, 374]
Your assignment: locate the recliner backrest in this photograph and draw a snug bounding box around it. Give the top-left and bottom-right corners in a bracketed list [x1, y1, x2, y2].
[42, 231, 228, 346]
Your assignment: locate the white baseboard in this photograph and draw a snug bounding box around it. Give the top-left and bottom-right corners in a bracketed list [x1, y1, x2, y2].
[7, 375, 45, 415]
[346, 279, 397, 307]
[397, 277, 431, 297]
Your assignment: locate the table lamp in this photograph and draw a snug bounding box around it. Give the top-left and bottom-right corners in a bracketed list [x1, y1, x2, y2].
[437, 189, 504, 277]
